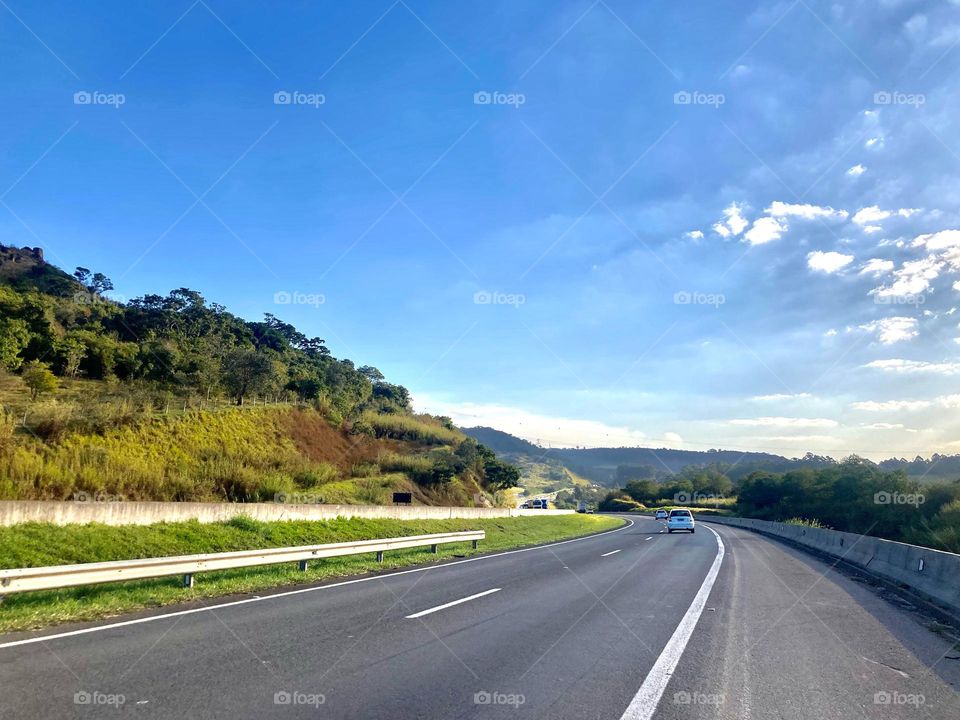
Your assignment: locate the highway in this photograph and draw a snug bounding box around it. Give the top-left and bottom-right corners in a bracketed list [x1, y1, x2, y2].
[0, 515, 957, 719]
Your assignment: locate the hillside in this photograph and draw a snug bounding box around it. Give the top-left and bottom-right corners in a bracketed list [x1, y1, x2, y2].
[462, 426, 960, 485]
[0, 244, 520, 505]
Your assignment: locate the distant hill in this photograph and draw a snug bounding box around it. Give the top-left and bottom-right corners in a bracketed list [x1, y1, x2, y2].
[461, 426, 957, 484]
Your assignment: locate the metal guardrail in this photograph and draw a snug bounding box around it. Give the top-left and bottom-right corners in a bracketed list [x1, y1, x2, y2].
[0, 531, 485, 594]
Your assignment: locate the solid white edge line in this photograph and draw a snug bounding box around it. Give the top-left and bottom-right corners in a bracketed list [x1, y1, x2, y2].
[601, 549, 621, 557]
[618, 525, 725, 720]
[404, 588, 501, 619]
[0, 517, 636, 650]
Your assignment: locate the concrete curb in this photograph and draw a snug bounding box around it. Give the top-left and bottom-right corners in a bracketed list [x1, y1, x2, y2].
[700, 516, 960, 619]
[0, 501, 574, 527]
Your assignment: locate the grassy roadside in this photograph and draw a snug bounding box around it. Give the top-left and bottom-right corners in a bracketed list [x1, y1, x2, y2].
[0, 514, 623, 633]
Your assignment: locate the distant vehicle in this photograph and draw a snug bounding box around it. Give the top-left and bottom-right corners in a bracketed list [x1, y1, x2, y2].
[667, 509, 695, 533]
[655, 509, 669, 520]
[531, 498, 549, 509]
[577, 500, 588, 513]
[519, 502, 530, 509]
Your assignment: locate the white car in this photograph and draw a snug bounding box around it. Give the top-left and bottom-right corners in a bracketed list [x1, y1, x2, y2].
[667, 509, 695, 533]
[654, 509, 668, 520]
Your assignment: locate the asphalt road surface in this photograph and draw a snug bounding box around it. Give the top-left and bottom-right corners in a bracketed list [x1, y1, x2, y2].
[1, 515, 958, 719]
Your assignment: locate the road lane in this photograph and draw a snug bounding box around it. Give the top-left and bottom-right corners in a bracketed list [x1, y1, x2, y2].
[1, 514, 957, 719]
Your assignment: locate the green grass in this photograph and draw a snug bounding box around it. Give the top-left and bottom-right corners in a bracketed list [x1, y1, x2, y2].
[360, 412, 460, 445]
[0, 514, 622, 632]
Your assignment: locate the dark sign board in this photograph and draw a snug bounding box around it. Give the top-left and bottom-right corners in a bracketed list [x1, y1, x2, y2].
[392, 492, 413, 505]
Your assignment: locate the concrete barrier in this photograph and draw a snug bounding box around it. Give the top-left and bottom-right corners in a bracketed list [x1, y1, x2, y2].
[0, 501, 574, 528]
[701, 516, 960, 617]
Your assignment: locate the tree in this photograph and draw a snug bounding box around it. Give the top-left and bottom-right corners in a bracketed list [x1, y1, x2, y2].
[222, 349, 278, 405]
[358, 365, 385, 383]
[21, 361, 58, 399]
[0, 317, 29, 370]
[54, 335, 86, 378]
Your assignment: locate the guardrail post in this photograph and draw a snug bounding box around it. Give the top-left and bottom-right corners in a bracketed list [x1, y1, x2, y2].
[376, 551, 384, 563]
[298, 560, 308, 571]
[430, 544, 438, 554]
[472, 539, 479, 549]
[182, 574, 194, 588]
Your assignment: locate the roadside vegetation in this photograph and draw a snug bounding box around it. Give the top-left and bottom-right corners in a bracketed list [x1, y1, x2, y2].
[598, 457, 960, 552]
[0, 514, 622, 632]
[0, 246, 520, 504]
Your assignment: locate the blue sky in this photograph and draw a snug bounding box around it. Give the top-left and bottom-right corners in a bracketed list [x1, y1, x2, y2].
[3, 0, 960, 459]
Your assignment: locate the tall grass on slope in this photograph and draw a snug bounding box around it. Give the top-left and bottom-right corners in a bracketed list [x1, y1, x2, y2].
[359, 411, 460, 445]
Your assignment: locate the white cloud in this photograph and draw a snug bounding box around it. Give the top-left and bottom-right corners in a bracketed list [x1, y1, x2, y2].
[865, 137, 884, 149]
[851, 399, 931, 411]
[853, 205, 891, 225]
[859, 316, 918, 344]
[846, 164, 866, 177]
[863, 423, 908, 430]
[684, 229, 704, 240]
[744, 216, 786, 245]
[729, 416, 839, 428]
[864, 359, 960, 375]
[872, 255, 942, 299]
[413, 395, 650, 448]
[713, 202, 748, 238]
[750, 392, 813, 401]
[766, 201, 848, 221]
[807, 250, 854, 273]
[860, 258, 894, 276]
[913, 229, 960, 250]
[825, 328, 838, 337]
